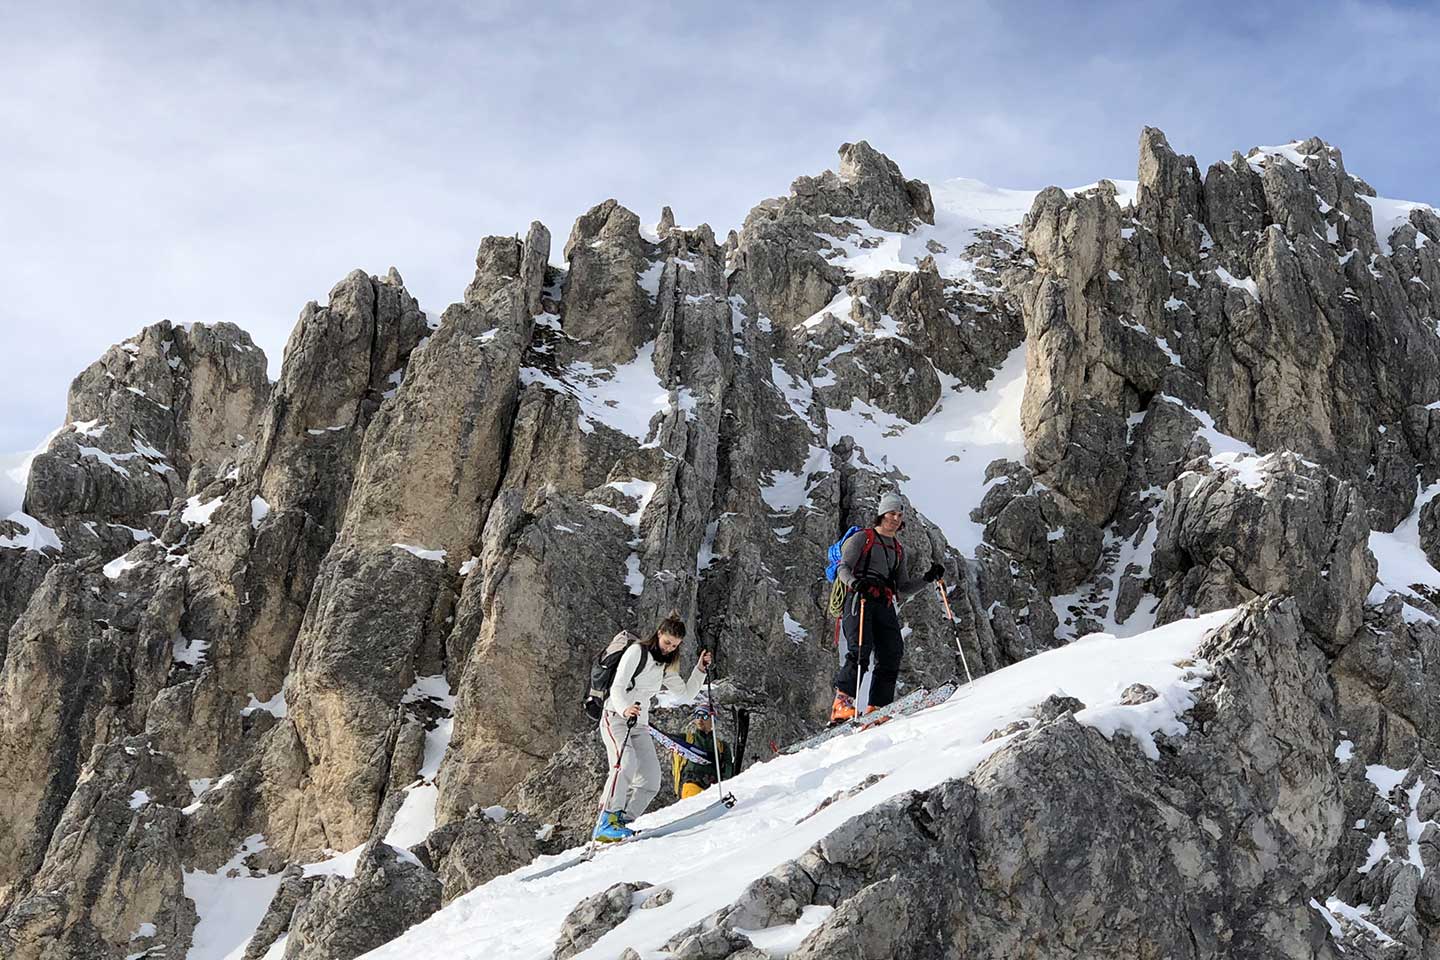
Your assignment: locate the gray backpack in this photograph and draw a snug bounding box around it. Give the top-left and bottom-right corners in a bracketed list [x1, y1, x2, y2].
[583, 630, 648, 722]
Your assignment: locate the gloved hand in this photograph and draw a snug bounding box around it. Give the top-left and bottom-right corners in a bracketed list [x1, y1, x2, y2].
[923, 562, 944, 583]
[854, 575, 889, 599]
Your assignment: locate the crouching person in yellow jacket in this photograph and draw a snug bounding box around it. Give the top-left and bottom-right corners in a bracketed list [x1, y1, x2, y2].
[672, 694, 746, 799]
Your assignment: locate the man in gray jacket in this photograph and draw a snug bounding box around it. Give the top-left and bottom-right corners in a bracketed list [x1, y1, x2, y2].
[831, 492, 943, 722]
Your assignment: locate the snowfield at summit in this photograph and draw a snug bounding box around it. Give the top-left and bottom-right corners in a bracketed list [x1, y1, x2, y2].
[3, 121, 1440, 960]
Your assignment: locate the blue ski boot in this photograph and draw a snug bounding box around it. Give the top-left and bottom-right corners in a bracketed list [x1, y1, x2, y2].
[592, 810, 634, 843]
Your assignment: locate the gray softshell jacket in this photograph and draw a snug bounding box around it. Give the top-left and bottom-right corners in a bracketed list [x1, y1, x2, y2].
[836, 529, 926, 598]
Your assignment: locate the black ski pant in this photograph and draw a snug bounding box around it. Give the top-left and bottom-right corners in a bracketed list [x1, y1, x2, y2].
[833, 595, 903, 707]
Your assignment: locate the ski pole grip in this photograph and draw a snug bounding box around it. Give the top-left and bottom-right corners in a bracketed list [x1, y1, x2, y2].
[627, 705, 640, 728]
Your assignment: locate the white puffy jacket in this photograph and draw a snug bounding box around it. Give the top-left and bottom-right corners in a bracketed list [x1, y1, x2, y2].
[605, 643, 706, 727]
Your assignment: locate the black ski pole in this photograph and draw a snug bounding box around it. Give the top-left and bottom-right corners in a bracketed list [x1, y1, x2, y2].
[703, 654, 736, 808]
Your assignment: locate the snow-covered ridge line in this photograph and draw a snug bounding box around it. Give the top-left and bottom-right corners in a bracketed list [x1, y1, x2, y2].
[815, 176, 1140, 287]
[363, 609, 1235, 960]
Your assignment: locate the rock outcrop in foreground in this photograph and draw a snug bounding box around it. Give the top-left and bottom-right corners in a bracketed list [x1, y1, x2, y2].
[651, 598, 1341, 959]
[2, 128, 1439, 959]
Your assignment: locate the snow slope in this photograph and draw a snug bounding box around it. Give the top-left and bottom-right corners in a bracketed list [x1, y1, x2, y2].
[1368, 481, 1440, 623]
[1360, 194, 1437, 257]
[361, 609, 1235, 960]
[801, 173, 1140, 555]
[0, 449, 28, 516]
[819, 175, 1140, 288]
[1, 422, 66, 518]
[826, 344, 1028, 554]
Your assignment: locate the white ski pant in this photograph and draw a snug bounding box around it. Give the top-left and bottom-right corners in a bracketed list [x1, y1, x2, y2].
[598, 710, 661, 819]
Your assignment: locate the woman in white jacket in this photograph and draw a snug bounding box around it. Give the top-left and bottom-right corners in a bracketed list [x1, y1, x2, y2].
[595, 613, 712, 842]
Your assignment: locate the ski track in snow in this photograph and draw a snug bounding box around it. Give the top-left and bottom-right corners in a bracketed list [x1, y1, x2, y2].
[361, 609, 1232, 960]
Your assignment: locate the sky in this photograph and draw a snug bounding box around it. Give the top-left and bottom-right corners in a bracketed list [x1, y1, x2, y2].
[2, 0, 1437, 454]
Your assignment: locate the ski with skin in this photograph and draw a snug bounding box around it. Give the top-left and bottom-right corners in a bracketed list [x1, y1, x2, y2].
[852, 682, 957, 731]
[648, 726, 712, 765]
[520, 799, 733, 883]
[781, 682, 960, 754]
[780, 686, 933, 755]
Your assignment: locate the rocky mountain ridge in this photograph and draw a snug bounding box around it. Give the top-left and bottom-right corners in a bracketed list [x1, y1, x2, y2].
[1, 127, 1439, 958]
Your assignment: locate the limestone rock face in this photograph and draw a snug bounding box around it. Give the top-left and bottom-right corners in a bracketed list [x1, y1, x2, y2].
[418, 810, 546, 903]
[25, 320, 269, 561]
[559, 201, 657, 366]
[1320, 594, 1440, 956]
[249, 267, 430, 540]
[1019, 177, 1179, 528]
[437, 490, 637, 818]
[1150, 452, 1375, 646]
[1, 320, 269, 664]
[437, 216, 780, 819]
[736, 140, 937, 330]
[862, 257, 1023, 389]
[1021, 127, 1440, 537]
[1333, 596, 1440, 763]
[552, 881, 654, 960]
[795, 140, 935, 233]
[7, 128, 1440, 959]
[0, 735, 194, 960]
[0, 266, 438, 949]
[277, 227, 550, 855]
[657, 599, 1342, 959]
[1418, 495, 1440, 571]
[241, 870, 322, 960]
[0, 553, 184, 909]
[281, 842, 441, 960]
[158, 268, 431, 779]
[969, 459, 1102, 595]
[0, 542, 51, 665]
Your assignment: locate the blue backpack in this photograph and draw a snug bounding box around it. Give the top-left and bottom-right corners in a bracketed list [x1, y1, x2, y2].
[825, 526, 864, 582]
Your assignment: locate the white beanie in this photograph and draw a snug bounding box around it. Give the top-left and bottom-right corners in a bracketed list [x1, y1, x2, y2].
[877, 492, 905, 516]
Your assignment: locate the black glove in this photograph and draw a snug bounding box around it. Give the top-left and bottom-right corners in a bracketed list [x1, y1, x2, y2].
[923, 562, 944, 583]
[854, 575, 889, 599]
